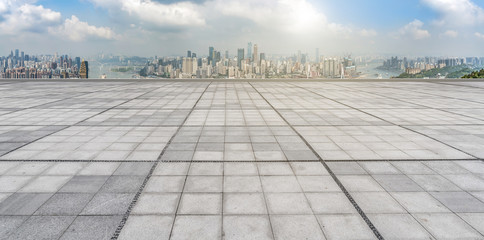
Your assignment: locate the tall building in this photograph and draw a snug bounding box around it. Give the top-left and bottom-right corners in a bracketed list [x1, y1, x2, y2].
[182, 57, 193, 75]
[253, 44, 258, 65]
[209, 47, 214, 63]
[80, 60, 89, 79]
[187, 50, 192, 58]
[237, 48, 244, 69]
[260, 53, 265, 62]
[247, 42, 253, 61]
[75, 57, 81, 70]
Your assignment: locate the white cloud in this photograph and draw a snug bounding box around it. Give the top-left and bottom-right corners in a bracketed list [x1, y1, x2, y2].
[50, 15, 117, 41]
[476, 32, 484, 39]
[89, 0, 205, 28]
[396, 20, 431, 40]
[422, 0, 484, 26]
[359, 29, 378, 37]
[0, 2, 61, 34]
[210, 0, 327, 34]
[442, 30, 458, 38]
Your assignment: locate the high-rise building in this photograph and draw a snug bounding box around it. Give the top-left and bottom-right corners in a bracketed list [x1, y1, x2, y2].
[80, 60, 89, 79]
[15, 49, 19, 59]
[260, 53, 265, 61]
[187, 50, 192, 58]
[237, 48, 244, 69]
[225, 51, 229, 59]
[182, 57, 193, 75]
[75, 57, 81, 70]
[209, 47, 214, 63]
[247, 42, 253, 61]
[253, 44, 258, 65]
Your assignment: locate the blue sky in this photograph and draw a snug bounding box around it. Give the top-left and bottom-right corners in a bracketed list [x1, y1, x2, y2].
[1, 0, 484, 57]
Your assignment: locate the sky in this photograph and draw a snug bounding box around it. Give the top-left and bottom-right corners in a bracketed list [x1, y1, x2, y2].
[1, 0, 484, 57]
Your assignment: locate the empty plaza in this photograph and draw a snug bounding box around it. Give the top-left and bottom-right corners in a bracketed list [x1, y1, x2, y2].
[0, 79, 484, 239]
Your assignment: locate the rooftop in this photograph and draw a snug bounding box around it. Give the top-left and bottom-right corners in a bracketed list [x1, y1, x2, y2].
[0, 79, 484, 239]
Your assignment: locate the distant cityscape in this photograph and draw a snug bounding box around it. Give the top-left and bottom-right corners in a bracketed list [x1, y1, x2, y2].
[0, 49, 89, 79]
[2, 45, 484, 79]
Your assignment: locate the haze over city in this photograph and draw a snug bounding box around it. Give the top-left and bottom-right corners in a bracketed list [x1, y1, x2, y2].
[1, 0, 484, 56]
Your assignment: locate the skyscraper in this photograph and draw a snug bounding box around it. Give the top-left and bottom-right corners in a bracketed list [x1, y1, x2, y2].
[75, 57, 81, 70]
[80, 60, 89, 79]
[187, 50, 192, 58]
[209, 47, 214, 63]
[247, 42, 253, 61]
[253, 44, 258, 65]
[237, 48, 244, 69]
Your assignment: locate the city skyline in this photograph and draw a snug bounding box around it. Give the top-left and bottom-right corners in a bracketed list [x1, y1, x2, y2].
[1, 0, 484, 56]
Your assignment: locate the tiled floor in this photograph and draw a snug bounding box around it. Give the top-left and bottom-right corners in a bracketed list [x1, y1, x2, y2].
[0, 80, 483, 240]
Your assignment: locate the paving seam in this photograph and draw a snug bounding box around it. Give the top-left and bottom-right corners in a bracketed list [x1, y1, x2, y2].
[248, 82, 385, 240]
[286, 82, 481, 161]
[111, 82, 212, 239]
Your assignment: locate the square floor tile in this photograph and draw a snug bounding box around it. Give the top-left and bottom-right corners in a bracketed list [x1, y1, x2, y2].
[414, 213, 482, 239]
[118, 215, 174, 240]
[223, 193, 266, 214]
[317, 214, 375, 240]
[266, 193, 312, 214]
[60, 216, 122, 240]
[132, 193, 179, 215]
[223, 215, 273, 240]
[171, 216, 221, 240]
[368, 214, 432, 239]
[178, 193, 221, 214]
[271, 215, 325, 240]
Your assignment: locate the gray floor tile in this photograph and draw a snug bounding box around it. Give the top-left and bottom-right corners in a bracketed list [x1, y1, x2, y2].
[0, 193, 52, 215]
[131, 193, 179, 215]
[306, 193, 356, 214]
[414, 213, 482, 239]
[34, 193, 94, 216]
[338, 175, 385, 192]
[327, 162, 367, 175]
[271, 215, 325, 240]
[266, 193, 312, 214]
[390, 192, 450, 213]
[118, 215, 174, 240]
[59, 176, 109, 193]
[178, 193, 222, 214]
[113, 162, 153, 176]
[8, 216, 75, 240]
[0, 216, 28, 239]
[223, 215, 273, 240]
[60, 216, 122, 240]
[224, 176, 262, 193]
[351, 192, 406, 213]
[431, 192, 484, 213]
[99, 176, 145, 193]
[81, 193, 134, 215]
[372, 175, 423, 192]
[408, 174, 461, 192]
[458, 213, 484, 235]
[171, 216, 221, 240]
[224, 193, 267, 214]
[368, 214, 433, 240]
[317, 214, 376, 240]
